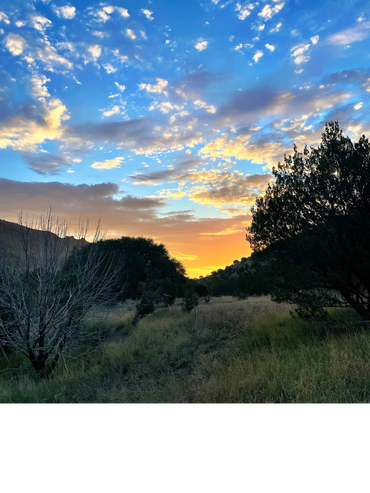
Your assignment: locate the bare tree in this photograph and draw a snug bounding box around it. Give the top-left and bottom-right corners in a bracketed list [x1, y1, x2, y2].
[0, 209, 123, 378]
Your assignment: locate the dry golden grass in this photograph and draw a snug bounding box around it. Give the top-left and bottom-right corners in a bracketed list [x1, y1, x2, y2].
[2, 296, 370, 403]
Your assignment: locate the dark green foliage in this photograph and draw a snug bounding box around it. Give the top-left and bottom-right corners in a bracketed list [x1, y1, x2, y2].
[88, 236, 186, 301]
[160, 278, 177, 306]
[246, 122, 370, 320]
[195, 283, 211, 302]
[132, 268, 163, 325]
[181, 288, 199, 313]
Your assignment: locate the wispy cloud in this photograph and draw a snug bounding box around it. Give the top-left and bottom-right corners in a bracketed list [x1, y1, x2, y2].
[327, 21, 370, 45]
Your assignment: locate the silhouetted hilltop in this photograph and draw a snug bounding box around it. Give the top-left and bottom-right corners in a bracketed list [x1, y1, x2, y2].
[0, 219, 88, 260]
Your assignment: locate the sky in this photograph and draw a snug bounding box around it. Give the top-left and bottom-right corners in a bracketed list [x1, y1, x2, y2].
[0, 0, 369, 277]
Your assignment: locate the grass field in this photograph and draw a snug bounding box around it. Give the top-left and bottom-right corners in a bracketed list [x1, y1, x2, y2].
[1, 296, 370, 403]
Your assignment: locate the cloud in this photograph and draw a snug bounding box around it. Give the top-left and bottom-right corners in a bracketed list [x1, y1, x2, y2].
[87, 44, 101, 61]
[171, 70, 227, 101]
[149, 101, 183, 114]
[235, 3, 254, 20]
[141, 9, 154, 20]
[22, 153, 72, 174]
[290, 43, 310, 65]
[0, 178, 253, 277]
[30, 74, 51, 100]
[354, 102, 363, 110]
[91, 156, 124, 169]
[270, 22, 282, 33]
[0, 11, 10, 24]
[253, 50, 264, 62]
[114, 82, 126, 92]
[310, 35, 319, 45]
[34, 37, 73, 70]
[258, 3, 284, 21]
[125, 28, 136, 40]
[157, 168, 274, 212]
[0, 100, 70, 152]
[327, 21, 370, 45]
[30, 15, 52, 33]
[265, 43, 275, 51]
[195, 40, 208, 51]
[100, 105, 125, 117]
[193, 100, 217, 113]
[103, 63, 117, 74]
[199, 132, 289, 168]
[139, 78, 168, 95]
[4, 33, 27, 56]
[94, 5, 130, 22]
[54, 5, 76, 19]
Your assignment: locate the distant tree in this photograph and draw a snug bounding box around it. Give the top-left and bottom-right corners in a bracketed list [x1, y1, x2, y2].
[95, 236, 186, 301]
[246, 122, 370, 320]
[195, 283, 211, 302]
[132, 268, 163, 326]
[160, 277, 177, 307]
[0, 210, 121, 378]
[181, 288, 199, 313]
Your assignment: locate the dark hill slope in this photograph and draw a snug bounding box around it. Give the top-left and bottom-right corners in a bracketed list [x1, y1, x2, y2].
[0, 219, 88, 260]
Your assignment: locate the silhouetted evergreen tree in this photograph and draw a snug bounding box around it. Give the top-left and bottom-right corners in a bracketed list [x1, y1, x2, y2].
[246, 122, 370, 320]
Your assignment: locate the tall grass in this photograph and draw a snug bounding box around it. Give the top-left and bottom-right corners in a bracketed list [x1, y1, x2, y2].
[1, 297, 370, 403]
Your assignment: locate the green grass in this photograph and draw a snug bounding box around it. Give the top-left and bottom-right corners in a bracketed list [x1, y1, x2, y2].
[1, 297, 370, 403]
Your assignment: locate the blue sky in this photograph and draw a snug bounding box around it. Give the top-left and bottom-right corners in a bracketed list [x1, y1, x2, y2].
[0, 0, 369, 276]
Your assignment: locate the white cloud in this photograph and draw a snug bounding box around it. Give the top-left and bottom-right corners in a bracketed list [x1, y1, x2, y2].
[115, 7, 130, 17]
[30, 74, 51, 100]
[290, 43, 310, 65]
[103, 63, 117, 73]
[310, 35, 319, 45]
[100, 105, 125, 117]
[0, 97, 70, 153]
[354, 102, 363, 110]
[193, 100, 217, 113]
[87, 44, 101, 61]
[357, 15, 366, 23]
[139, 78, 168, 95]
[54, 5, 76, 19]
[327, 21, 370, 45]
[149, 101, 183, 114]
[91, 156, 124, 169]
[96, 6, 129, 21]
[235, 43, 243, 51]
[15, 20, 26, 27]
[125, 28, 136, 39]
[0, 11, 10, 24]
[235, 3, 254, 20]
[258, 24, 265, 31]
[270, 22, 282, 33]
[258, 3, 284, 21]
[93, 31, 109, 38]
[141, 9, 154, 20]
[4, 33, 27, 56]
[253, 49, 264, 62]
[195, 40, 208, 51]
[30, 15, 52, 32]
[114, 82, 126, 92]
[265, 43, 275, 51]
[35, 37, 73, 70]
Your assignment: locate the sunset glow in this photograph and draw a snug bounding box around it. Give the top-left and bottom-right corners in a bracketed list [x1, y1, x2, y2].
[0, 0, 369, 277]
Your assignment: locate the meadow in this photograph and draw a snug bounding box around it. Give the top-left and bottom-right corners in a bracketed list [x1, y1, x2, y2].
[1, 296, 370, 403]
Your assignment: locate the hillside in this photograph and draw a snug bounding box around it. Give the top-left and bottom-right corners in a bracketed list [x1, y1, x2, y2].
[0, 218, 88, 260]
[199, 257, 251, 283]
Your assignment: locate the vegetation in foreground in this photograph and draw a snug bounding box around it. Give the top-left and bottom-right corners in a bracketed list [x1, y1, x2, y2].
[1, 296, 370, 403]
